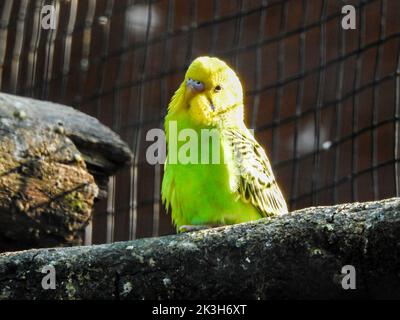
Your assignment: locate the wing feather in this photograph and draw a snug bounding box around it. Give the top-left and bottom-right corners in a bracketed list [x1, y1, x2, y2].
[222, 127, 288, 216]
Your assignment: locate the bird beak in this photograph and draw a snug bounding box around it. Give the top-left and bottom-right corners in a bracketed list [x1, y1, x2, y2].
[186, 78, 204, 93]
[186, 78, 215, 111]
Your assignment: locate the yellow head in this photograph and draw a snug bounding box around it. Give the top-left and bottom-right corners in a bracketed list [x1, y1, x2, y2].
[168, 56, 244, 126]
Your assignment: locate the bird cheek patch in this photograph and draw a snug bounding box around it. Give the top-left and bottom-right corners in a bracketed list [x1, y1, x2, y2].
[188, 95, 213, 125]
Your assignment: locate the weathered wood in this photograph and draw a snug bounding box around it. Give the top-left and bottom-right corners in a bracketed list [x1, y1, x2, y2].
[0, 198, 399, 300]
[0, 93, 133, 252]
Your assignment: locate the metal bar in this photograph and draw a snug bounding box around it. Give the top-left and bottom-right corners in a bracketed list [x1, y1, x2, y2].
[95, 0, 114, 119]
[25, 0, 44, 97]
[21, 0, 290, 94]
[76, 26, 400, 114]
[74, 0, 96, 108]
[371, 0, 386, 200]
[185, 0, 197, 63]
[395, 27, 400, 197]
[311, 0, 327, 205]
[60, 0, 78, 101]
[94, 0, 115, 244]
[332, 2, 346, 204]
[23, 0, 379, 98]
[232, 0, 244, 69]
[250, 0, 268, 129]
[291, 159, 398, 204]
[112, 0, 131, 134]
[256, 73, 396, 132]
[276, 117, 396, 170]
[116, 72, 397, 138]
[129, 0, 153, 240]
[153, 0, 175, 237]
[289, 0, 308, 209]
[0, 0, 13, 90]
[10, 0, 28, 94]
[210, 0, 220, 55]
[350, 2, 365, 201]
[41, 0, 61, 99]
[106, 175, 116, 244]
[109, 0, 132, 242]
[271, 0, 288, 164]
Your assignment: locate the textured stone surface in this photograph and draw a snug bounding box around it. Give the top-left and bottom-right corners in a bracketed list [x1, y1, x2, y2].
[0, 93, 133, 252]
[0, 116, 98, 252]
[0, 93, 133, 175]
[0, 198, 399, 300]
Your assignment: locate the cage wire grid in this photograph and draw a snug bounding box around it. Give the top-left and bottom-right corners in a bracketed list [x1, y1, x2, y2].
[0, 0, 399, 244]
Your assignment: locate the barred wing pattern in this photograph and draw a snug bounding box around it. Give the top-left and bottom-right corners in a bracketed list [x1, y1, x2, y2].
[222, 127, 288, 217]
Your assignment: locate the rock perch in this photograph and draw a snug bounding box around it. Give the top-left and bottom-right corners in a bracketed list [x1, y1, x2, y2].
[0, 198, 399, 299]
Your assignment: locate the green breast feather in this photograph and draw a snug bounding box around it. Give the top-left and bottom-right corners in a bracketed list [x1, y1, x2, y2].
[161, 116, 287, 230]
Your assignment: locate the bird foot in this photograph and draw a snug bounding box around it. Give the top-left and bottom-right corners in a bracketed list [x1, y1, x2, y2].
[178, 225, 220, 233]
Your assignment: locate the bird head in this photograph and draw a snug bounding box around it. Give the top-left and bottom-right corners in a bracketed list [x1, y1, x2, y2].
[168, 56, 244, 126]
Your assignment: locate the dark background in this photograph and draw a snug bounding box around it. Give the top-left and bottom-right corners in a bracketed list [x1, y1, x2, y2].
[0, 0, 399, 245]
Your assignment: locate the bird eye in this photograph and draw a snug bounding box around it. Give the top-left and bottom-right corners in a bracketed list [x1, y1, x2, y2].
[214, 85, 222, 92]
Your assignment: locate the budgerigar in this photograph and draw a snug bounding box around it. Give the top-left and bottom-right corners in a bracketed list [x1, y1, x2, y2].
[162, 56, 288, 232]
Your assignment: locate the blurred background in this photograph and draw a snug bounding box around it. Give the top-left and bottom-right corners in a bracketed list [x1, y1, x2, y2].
[0, 0, 399, 245]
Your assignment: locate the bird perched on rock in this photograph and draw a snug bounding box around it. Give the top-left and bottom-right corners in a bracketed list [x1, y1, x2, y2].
[162, 56, 288, 232]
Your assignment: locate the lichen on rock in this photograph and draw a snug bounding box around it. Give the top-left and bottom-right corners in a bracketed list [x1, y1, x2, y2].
[0, 111, 98, 252]
[0, 93, 133, 252]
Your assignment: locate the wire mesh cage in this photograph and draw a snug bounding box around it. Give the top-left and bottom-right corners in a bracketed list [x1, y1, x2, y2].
[0, 0, 399, 245]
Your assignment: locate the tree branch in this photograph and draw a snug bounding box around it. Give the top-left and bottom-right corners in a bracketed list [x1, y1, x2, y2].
[0, 198, 399, 299]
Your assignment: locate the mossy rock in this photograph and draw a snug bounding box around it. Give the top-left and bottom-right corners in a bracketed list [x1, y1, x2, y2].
[0, 116, 98, 252]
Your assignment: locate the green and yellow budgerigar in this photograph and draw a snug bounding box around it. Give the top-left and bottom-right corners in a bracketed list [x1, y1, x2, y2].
[162, 56, 288, 232]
